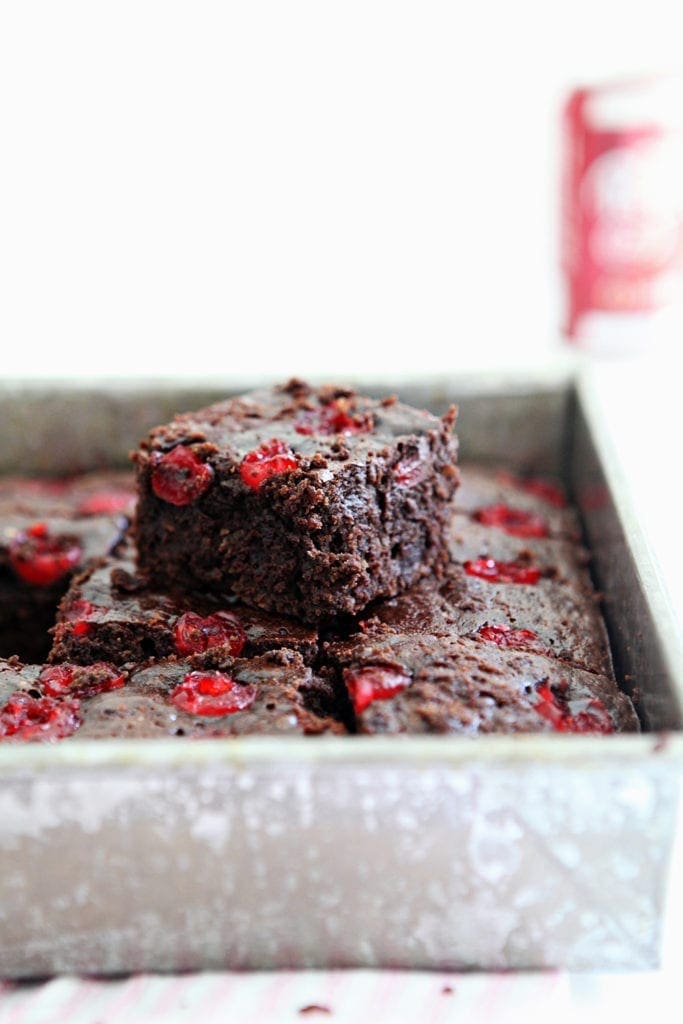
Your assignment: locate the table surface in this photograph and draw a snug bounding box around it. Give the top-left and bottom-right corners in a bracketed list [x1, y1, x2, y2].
[1, 354, 681, 1023]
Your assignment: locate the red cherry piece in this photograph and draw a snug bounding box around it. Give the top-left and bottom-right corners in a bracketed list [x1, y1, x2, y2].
[520, 477, 566, 508]
[294, 400, 373, 436]
[499, 472, 566, 508]
[570, 702, 614, 733]
[8, 524, 82, 586]
[38, 665, 76, 696]
[464, 558, 541, 585]
[39, 663, 125, 699]
[240, 439, 298, 489]
[474, 503, 549, 538]
[150, 446, 214, 506]
[63, 599, 103, 638]
[171, 671, 257, 716]
[16, 479, 70, 497]
[533, 683, 613, 733]
[345, 665, 411, 714]
[64, 599, 101, 622]
[173, 611, 246, 657]
[476, 623, 542, 649]
[0, 692, 81, 741]
[393, 458, 423, 487]
[77, 490, 134, 516]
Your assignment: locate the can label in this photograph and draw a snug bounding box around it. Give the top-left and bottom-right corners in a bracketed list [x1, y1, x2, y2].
[562, 87, 683, 338]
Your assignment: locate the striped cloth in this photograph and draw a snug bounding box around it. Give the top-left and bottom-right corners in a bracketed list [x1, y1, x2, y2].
[0, 971, 568, 1024]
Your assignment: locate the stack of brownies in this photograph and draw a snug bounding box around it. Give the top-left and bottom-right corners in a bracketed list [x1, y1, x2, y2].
[0, 379, 639, 741]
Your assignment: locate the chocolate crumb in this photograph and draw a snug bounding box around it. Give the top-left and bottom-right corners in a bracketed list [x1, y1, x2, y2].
[110, 568, 143, 594]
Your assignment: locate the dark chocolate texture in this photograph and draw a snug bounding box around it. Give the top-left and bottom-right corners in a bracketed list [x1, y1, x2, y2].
[50, 544, 319, 667]
[134, 380, 459, 622]
[0, 514, 127, 663]
[325, 632, 639, 735]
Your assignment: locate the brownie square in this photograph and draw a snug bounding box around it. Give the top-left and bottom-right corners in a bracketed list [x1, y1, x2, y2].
[50, 543, 319, 667]
[133, 379, 459, 622]
[455, 464, 580, 539]
[0, 514, 127, 663]
[447, 511, 588, 577]
[440, 507, 613, 675]
[325, 632, 639, 735]
[362, 563, 614, 677]
[0, 650, 346, 741]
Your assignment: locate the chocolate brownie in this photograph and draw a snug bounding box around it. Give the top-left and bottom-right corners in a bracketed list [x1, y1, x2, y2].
[0, 514, 128, 663]
[455, 465, 580, 539]
[0, 649, 345, 742]
[362, 563, 614, 677]
[447, 511, 587, 576]
[133, 379, 459, 622]
[445, 510, 615, 674]
[0, 471, 136, 518]
[49, 543, 319, 667]
[324, 631, 638, 735]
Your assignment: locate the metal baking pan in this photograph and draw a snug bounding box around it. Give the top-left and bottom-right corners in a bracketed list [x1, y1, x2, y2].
[0, 370, 681, 977]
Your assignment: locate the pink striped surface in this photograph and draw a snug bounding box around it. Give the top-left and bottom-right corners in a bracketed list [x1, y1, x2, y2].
[0, 971, 568, 1024]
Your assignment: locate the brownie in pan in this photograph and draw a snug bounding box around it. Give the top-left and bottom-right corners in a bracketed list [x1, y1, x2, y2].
[0, 513, 127, 663]
[49, 543, 319, 668]
[454, 464, 580, 539]
[0, 471, 136, 518]
[324, 631, 638, 735]
[0, 649, 344, 741]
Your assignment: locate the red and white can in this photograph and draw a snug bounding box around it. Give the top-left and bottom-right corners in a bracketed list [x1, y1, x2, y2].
[562, 77, 683, 351]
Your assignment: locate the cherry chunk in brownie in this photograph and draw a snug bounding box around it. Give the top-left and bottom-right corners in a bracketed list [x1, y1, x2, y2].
[368, 508, 613, 676]
[0, 514, 127, 663]
[455, 464, 580, 540]
[0, 650, 345, 741]
[133, 379, 459, 623]
[325, 631, 639, 736]
[0, 471, 136, 519]
[49, 545, 319, 667]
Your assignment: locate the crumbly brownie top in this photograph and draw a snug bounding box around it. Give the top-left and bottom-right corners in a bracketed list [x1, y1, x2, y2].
[137, 379, 457, 482]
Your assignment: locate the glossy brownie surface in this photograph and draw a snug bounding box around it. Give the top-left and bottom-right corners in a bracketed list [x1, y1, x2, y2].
[0, 649, 345, 741]
[325, 631, 638, 735]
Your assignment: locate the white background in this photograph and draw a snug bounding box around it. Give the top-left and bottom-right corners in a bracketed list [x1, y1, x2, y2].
[1, 0, 682, 380]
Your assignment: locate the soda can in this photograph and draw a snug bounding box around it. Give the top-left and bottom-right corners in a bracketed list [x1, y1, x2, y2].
[562, 77, 683, 351]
